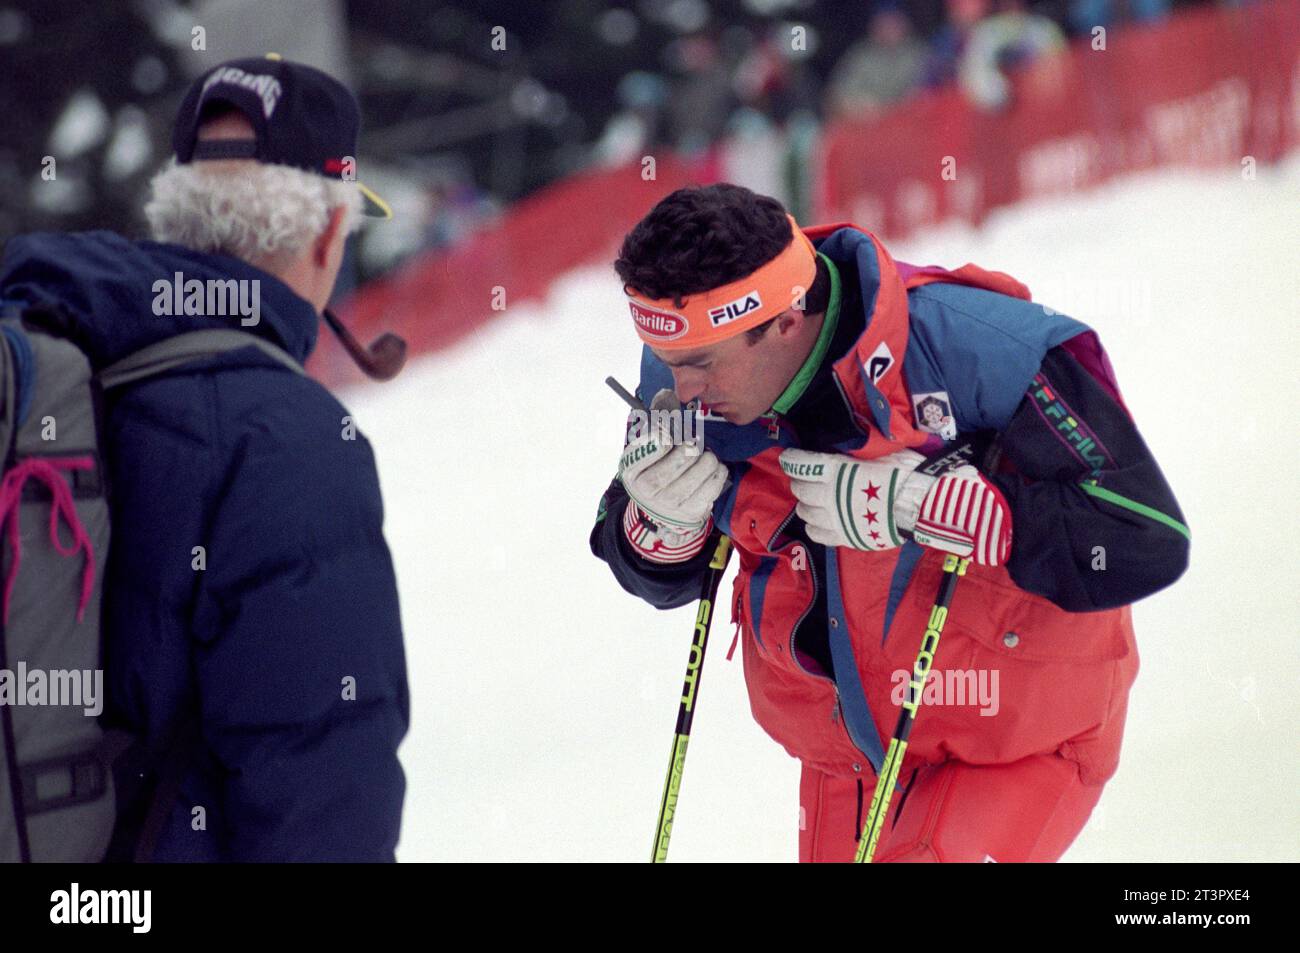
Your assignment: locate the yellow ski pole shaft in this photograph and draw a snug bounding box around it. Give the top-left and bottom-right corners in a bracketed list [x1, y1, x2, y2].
[652, 535, 732, 862]
[855, 554, 970, 863]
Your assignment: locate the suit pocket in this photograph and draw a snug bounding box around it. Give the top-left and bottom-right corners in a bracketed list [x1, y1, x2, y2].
[932, 560, 1131, 664]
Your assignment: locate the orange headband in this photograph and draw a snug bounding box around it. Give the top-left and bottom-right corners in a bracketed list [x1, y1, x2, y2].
[625, 214, 818, 350]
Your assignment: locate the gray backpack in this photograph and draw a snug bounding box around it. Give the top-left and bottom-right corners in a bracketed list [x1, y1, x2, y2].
[0, 309, 300, 862]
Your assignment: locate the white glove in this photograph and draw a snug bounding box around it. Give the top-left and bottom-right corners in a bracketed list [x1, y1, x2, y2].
[780, 448, 933, 551]
[618, 388, 729, 563]
[780, 447, 1013, 565]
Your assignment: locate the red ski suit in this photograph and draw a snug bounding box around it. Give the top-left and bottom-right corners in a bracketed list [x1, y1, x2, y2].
[593, 223, 1190, 861]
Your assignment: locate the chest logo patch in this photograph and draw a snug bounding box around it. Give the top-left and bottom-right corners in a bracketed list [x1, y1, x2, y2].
[912, 391, 957, 440]
[865, 341, 894, 384]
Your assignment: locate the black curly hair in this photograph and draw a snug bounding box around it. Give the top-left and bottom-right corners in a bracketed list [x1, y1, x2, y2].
[616, 184, 828, 344]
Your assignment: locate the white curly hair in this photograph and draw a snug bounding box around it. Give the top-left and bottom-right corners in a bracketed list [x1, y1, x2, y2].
[144, 159, 363, 271]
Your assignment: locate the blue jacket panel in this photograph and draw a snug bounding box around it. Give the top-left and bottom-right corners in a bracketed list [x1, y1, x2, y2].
[903, 281, 1088, 433]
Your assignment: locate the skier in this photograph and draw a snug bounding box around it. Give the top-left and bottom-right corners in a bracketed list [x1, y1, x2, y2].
[590, 183, 1189, 861]
[0, 56, 408, 860]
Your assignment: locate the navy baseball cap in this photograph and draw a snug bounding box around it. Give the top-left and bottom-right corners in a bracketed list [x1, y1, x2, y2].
[173, 53, 391, 218]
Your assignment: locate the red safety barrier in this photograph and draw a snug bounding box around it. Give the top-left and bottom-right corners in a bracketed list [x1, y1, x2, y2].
[315, 0, 1297, 388]
[818, 0, 1298, 235]
[311, 154, 712, 386]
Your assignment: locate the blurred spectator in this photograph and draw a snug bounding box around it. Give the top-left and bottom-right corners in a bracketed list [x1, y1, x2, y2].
[594, 71, 669, 166]
[923, 0, 992, 89]
[733, 31, 820, 125]
[664, 34, 737, 155]
[1, 0, 1235, 281]
[960, 0, 1067, 110]
[727, 28, 822, 222]
[423, 175, 496, 250]
[827, 1, 928, 121]
[1068, 0, 1171, 34]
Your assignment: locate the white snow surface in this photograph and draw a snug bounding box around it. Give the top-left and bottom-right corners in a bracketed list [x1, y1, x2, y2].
[344, 155, 1300, 862]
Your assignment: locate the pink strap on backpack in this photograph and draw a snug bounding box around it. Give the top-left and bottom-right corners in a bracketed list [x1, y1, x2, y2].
[0, 455, 96, 624]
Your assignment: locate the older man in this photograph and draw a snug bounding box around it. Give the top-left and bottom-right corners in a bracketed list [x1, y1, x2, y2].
[0, 56, 408, 861]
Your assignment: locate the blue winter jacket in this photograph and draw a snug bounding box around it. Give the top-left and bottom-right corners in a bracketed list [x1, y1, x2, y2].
[0, 231, 409, 861]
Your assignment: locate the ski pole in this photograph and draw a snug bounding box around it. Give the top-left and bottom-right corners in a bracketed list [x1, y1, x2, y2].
[855, 553, 970, 863]
[602, 376, 733, 862]
[652, 533, 732, 862]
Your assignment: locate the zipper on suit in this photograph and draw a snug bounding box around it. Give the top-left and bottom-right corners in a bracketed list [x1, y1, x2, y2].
[762, 418, 867, 766]
[763, 505, 826, 684]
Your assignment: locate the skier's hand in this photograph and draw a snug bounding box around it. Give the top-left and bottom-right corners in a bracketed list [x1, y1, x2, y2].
[781, 447, 1012, 565]
[912, 464, 1013, 566]
[780, 448, 931, 551]
[618, 388, 728, 563]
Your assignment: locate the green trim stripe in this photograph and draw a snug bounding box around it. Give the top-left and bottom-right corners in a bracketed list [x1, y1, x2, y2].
[839, 463, 871, 549]
[834, 463, 855, 546]
[772, 252, 842, 415]
[1080, 481, 1190, 540]
[885, 470, 900, 545]
[635, 497, 699, 530]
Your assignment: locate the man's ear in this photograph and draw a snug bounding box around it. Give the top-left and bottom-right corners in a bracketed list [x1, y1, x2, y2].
[774, 308, 803, 337]
[312, 206, 348, 267]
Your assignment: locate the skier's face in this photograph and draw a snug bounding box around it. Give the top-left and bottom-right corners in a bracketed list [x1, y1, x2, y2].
[652, 308, 819, 426]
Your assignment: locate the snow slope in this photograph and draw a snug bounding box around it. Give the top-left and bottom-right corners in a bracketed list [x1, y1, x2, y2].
[344, 154, 1300, 862]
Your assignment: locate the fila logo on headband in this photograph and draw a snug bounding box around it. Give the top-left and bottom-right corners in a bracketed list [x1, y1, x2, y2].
[708, 291, 762, 327]
[629, 300, 689, 342]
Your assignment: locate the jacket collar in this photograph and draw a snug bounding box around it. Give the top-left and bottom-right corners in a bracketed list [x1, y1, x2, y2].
[807, 223, 925, 454]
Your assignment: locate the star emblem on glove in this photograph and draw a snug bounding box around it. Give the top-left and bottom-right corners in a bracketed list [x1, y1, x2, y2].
[862, 481, 884, 545]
